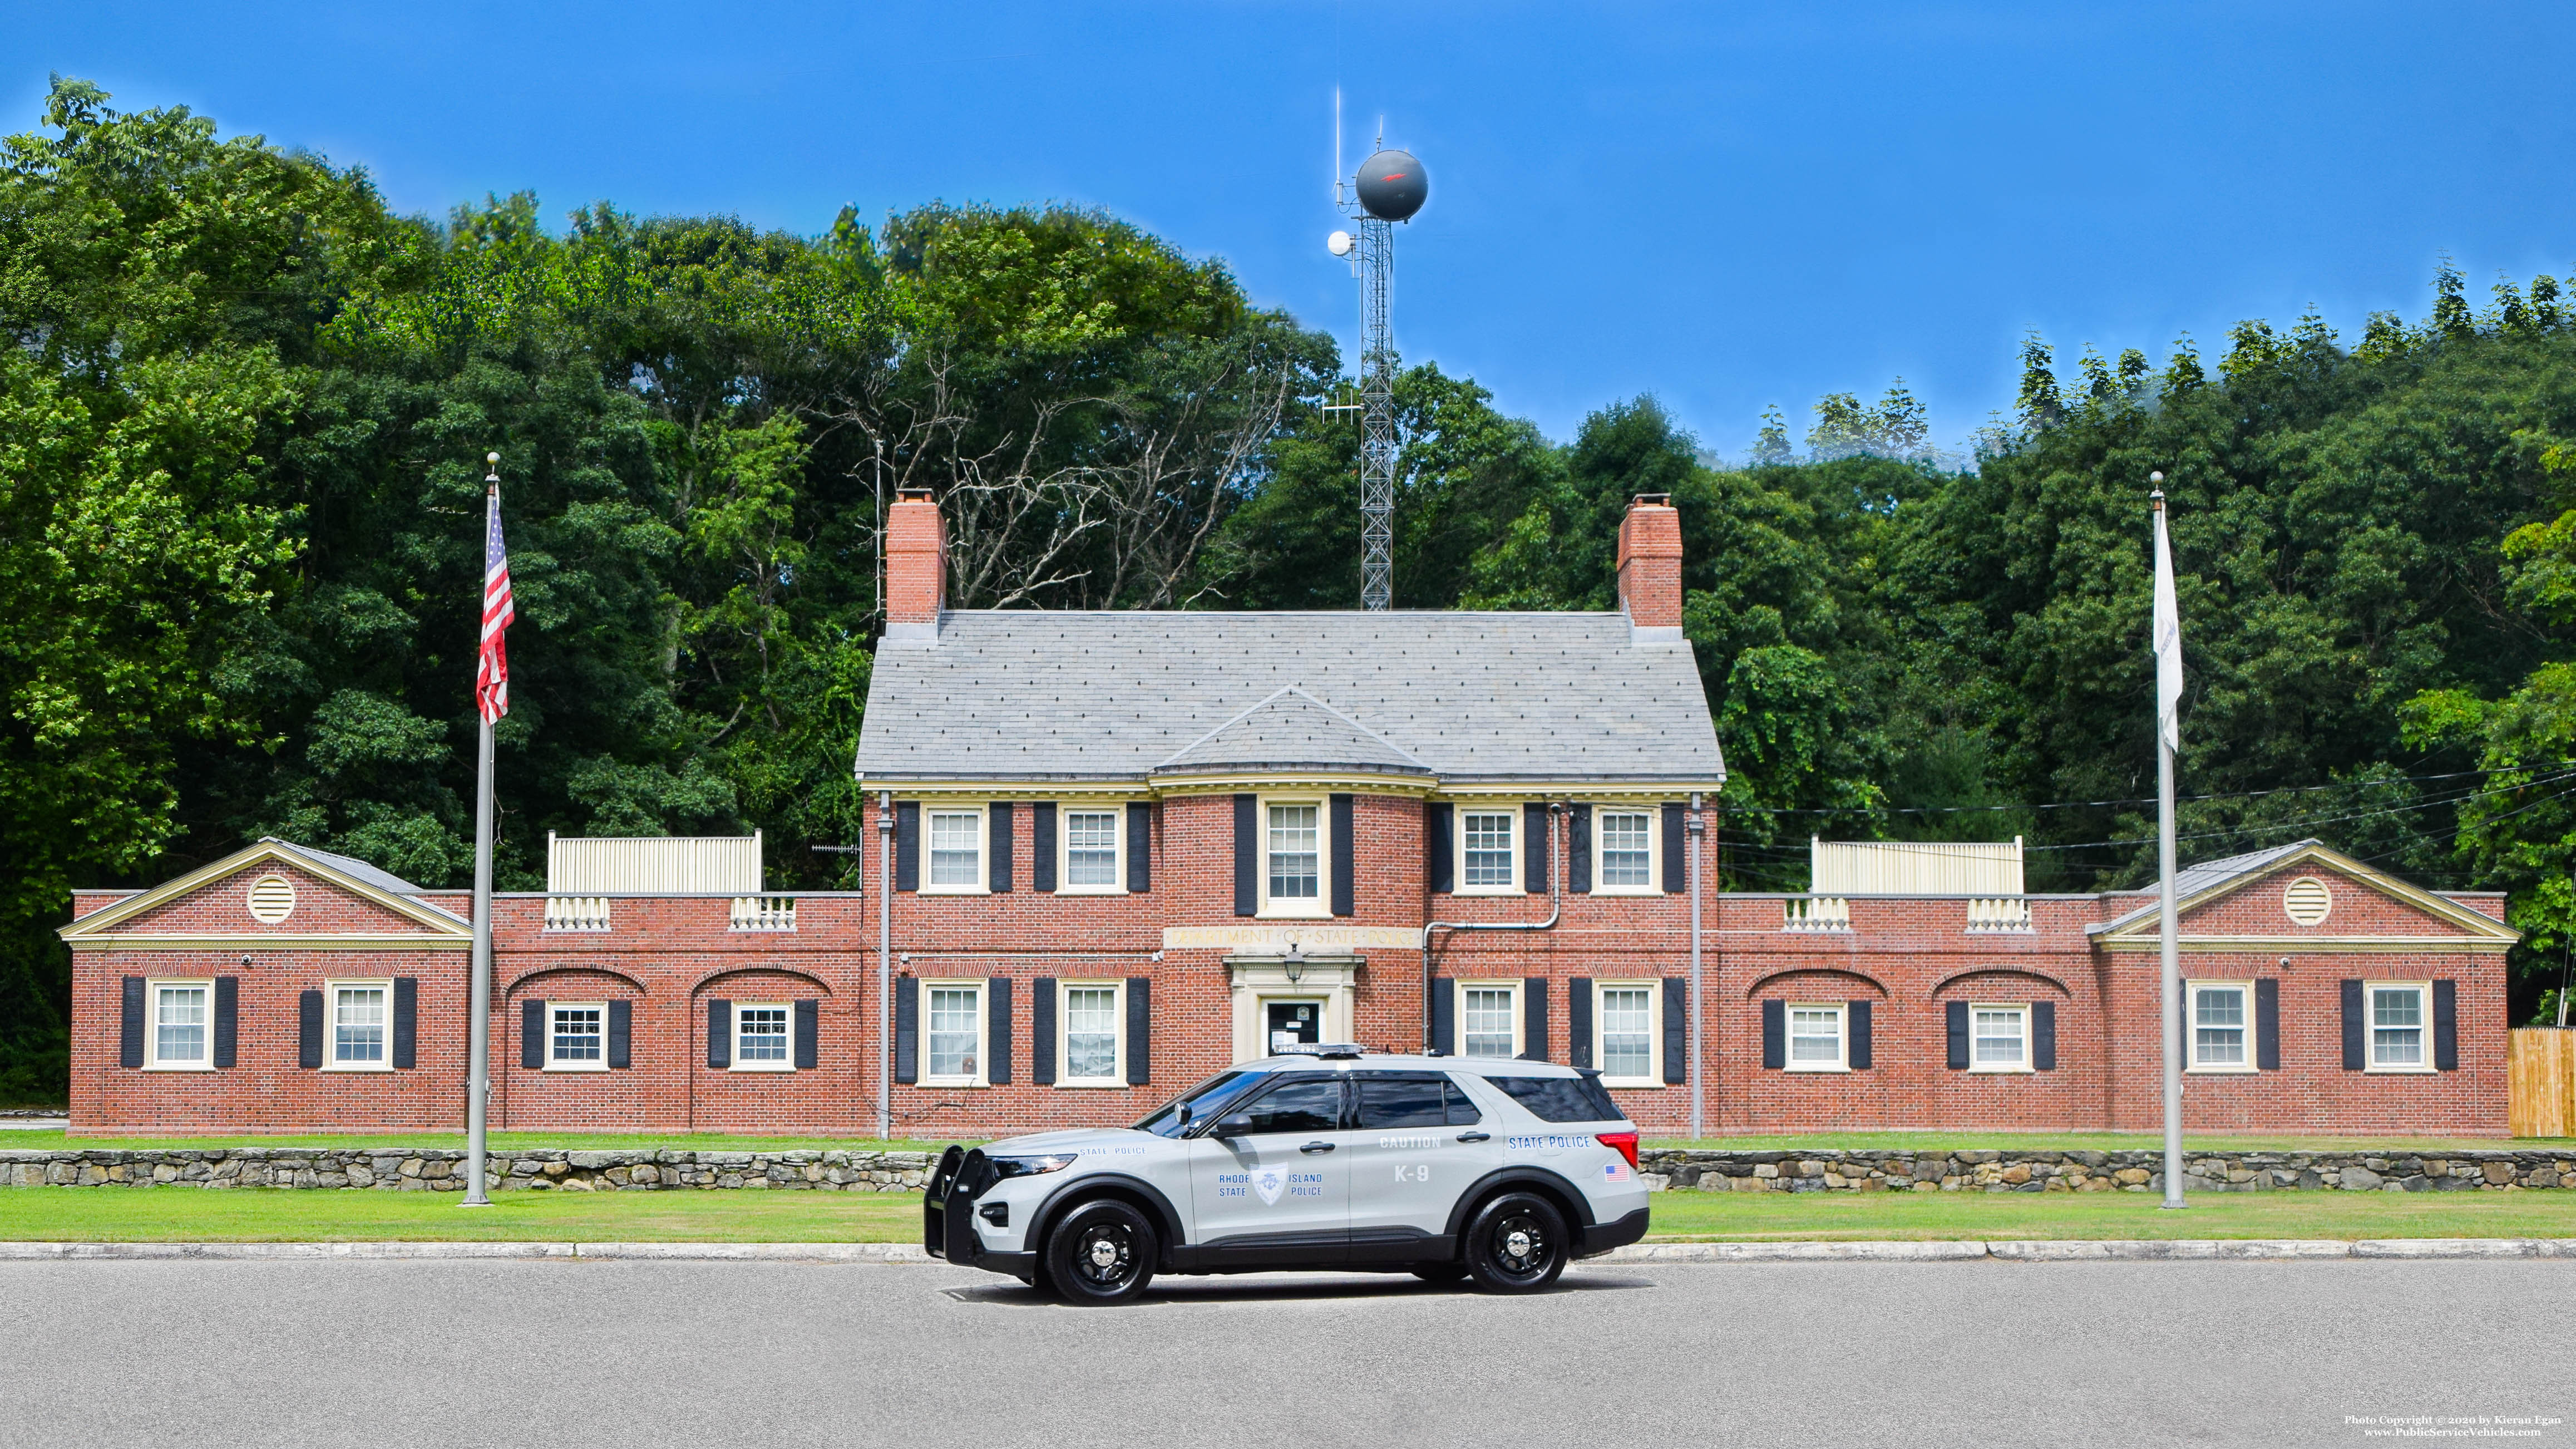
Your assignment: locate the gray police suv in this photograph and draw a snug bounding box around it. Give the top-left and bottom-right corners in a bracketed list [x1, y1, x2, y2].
[924, 1048, 1651, 1304]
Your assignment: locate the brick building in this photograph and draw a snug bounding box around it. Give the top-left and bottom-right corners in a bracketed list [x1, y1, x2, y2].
[61, 494, 2515, 1137]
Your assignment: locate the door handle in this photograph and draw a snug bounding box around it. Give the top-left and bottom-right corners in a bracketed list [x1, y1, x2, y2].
[1457, 1131, 1491, 1142]
[1299, 1141, 1336, 1154]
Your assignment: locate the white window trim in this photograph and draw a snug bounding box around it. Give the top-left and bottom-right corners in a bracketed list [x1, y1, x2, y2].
[2185, 979, 2257, 1075]
[1455, 979, 1524, 1061]
[920, 806, 991, 895]
[1055, 978, 1128, 1087]
[1054, 804, 1129, 896]
[1784, 1000, 1849, 1073]
[731, 1000, 796, 1072]
[322, 978, 395, 1073]
[1968, 1002, 2033, 1073]
[2365, 980, 2436, 1075]
[1257, 793, 1331, 920]
[919, 979, 989, 1088]
[1594, 979, 1663, 1089]
[544, 1000, 610, 1072]
[1453, 805, 1525, 896]
[1588, 805, 1662, 895]
[142, 977, 215, 1071]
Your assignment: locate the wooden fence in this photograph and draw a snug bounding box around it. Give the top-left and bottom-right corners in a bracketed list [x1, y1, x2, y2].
[2511, 1028, 2576, 1138]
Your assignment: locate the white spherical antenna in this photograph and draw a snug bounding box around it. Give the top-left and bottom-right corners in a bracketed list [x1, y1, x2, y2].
[1326, 230, 1355, 257]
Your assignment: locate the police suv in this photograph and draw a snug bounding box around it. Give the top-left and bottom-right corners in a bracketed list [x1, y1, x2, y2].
[923, 1048, 1651, 1304]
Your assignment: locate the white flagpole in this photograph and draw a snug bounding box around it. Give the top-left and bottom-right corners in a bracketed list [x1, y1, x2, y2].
[461, 453, 500, 1209]
[2152, 474, 2185, 1210]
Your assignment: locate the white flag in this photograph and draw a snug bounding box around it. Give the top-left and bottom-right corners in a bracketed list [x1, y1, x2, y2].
[2153, 501, 2183, 753]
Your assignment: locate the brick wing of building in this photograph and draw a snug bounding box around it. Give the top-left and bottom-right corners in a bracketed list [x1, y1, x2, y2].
[62, 494, 2516, 1137]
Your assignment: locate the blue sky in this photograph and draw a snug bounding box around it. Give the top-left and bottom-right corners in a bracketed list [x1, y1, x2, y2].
[12, 2, 2576, 456]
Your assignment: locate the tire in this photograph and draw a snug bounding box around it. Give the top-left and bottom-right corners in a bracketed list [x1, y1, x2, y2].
[1462, 1191, 1568, 1294]
[1043, 1198, 1158, 1306]
[1409, 1263, 1468, 1285]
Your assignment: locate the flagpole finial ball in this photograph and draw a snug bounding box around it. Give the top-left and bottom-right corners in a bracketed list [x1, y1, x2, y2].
[2149, 471, 2164, 485]
[486, 452, 500, 465]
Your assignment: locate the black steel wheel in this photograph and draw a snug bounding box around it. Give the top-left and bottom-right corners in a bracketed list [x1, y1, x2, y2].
[1463, 1191, 1568, 1294]
[1044, 1199, 1158, 1306]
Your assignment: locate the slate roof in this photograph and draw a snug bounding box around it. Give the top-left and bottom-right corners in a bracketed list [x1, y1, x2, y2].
[2086, 839, 2321, 935]
[855, 611, 1724, 784]
[261, 837, 428, 896]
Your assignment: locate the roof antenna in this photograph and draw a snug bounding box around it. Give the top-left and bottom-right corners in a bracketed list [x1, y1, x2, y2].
[1321, 112, 1428, 612]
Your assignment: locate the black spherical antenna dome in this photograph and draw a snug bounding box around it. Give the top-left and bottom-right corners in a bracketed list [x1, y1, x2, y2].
[1354, 149, 1427, 221]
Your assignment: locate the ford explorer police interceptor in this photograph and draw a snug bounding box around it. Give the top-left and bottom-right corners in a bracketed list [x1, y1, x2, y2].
[923, 1048, 1652, 1304]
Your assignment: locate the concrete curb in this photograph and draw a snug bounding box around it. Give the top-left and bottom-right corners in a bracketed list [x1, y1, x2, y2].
[5, 1239, 2574, 1264]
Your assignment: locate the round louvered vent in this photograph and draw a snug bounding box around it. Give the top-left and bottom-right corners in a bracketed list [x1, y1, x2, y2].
[2282, 876, 2331, 926]
[246, 874, 296, 925]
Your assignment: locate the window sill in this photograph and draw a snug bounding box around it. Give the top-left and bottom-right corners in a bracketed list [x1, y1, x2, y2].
[1053, 885, 1127, 896]
[1588, 885, 1660, 897]
[1967, 1064, 2034, 1075]
[729, 1062, 796, 1073]
[141, 1062, 214, 1072]
[919, 1078, 986, 1090]
[543, 1061, 609, 1073]
[2365, 1063, 2437, 1075]
[1784, 1063, 1849, 1073]
[1599, 1077, 1661, 1090]
[1453, 885, 1524, 898]
[2186, 1064, 2257, 1075]
[1053, 1078, 1128, 1089]
[1257, 905, 1331, 920]
[918, 885, 990, 896]
[321, 1062, 393, 1073]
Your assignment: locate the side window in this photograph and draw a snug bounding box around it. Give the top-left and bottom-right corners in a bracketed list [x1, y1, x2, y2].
[1595, 810, 1655, 890]
[1230, 1076, 1344, 1133]
[923, 982, 985, 1084]
[735, 1002, 791, 1070]
[1459, 810, 1518, 891]
[1355, 1075, 1446, 1129]
[548, 1003, 605, 1069]
[1443, 1079, 1484, 1126]
[1460, 983, 1519, 1059]
[1490, 1073, 1623, 1123]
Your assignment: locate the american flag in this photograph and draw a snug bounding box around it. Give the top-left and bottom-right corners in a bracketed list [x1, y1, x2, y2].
[476, 487, 515, 723]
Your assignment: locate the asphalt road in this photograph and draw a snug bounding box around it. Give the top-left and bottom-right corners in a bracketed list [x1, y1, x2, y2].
[7, 1258, 2566, 1447]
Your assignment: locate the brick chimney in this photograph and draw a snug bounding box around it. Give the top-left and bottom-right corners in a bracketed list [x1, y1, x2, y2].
[885, 487, 945, 634]
[1617, 494, 1684, 633]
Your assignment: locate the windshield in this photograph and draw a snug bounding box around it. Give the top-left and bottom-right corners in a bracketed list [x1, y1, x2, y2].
[1133, 1070, 1268, 1137]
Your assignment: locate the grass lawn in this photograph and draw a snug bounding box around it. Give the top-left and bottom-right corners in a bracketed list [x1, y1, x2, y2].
[9, 1131, 946, 1153]
[1, 1181, 2569, 1244]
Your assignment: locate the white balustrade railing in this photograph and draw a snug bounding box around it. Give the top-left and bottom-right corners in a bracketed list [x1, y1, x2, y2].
[544, 896, 611, 932]
[1965, 897, 2034, 933]
[1782, 896, 1852, 932]
[729, 896, 798, 931]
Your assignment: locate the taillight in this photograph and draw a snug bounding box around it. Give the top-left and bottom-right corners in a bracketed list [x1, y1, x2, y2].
[1596, 1131, 1640, 1169]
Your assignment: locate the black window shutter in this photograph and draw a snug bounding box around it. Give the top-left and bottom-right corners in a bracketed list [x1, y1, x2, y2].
[1946, 1000, 1970, 1070]
[1030, 803, 1056, 892]
[1125, 977, 1152, 1084]
[985, 978, 1012, 1084]
[1662, 977, 1686, 1084]
[2256, 978, 2281, 1071]
[606, 998, 630, 1069]
[390, 977, 416, 1070]
[1848, 999, 1871, 1070]
[521, 999, 544, 1070]
[2340, 979, 2365, 1070]
[1429, 978, 1455, 1055]
[894, 979, 919, 1083]
[988, 802, 1014, 893]
[1760, 999, 1784, 1070]
[299, 988, 324, 1070]
[1233, 794, 1258, 916]
[1031, 977, 1058, 1085]
[1523, 803, 1549, 895]
[214, 976, 239, 1069]
[894, 801, 920, 892]
[794, 999, 820, 1071]
[1570, 805, 1592, 894]
[707, 999, 732, 1068]
[2033, 999, 2057, 1071]
[1521, 978, 1549, 1061]
[1330, 793, 1356, 917]
[2433, 979, 2458, 1071]
[1427, 803, 1454, 894]
[120, 977, 145, 1068]
[1568, 977, 1594, 1069]
[1128, 802, 1152, 893]
[1661, 803, 1686, 894]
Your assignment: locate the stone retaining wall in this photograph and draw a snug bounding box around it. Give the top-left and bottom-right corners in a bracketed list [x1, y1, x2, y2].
[1637, 1148, 2576, 1194]
[0, 1148, 932, 1192]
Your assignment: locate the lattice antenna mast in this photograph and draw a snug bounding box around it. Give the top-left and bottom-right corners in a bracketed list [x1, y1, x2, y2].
[1327, 107, 1425, 613]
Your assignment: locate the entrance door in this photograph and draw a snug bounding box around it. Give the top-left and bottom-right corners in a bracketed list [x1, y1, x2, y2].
[1265, 998, 1324, 1054]
[1185, 1071, 1351, 1267]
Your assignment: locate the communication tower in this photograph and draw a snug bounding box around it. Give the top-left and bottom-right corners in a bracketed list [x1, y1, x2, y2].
[1326, 101, 1426, 612]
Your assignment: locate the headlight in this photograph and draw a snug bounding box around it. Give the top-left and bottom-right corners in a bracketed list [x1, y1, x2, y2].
[986, 1153, 1079, 1181]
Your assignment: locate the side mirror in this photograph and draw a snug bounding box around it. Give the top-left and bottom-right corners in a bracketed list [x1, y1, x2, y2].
[1212, 1113, 1257, 1138]
[1174, 1102, 1193, 1128]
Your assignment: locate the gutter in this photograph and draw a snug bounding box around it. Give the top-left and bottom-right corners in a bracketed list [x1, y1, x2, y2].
[876, 788, 894, 1141]
[1420, 801, 1565, 1051]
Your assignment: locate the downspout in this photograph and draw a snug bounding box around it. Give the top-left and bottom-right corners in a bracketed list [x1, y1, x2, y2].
[1688, 792, 1705, 1140]
[876, 788, 894, 1141]
[1421, 802, 1564, 1051]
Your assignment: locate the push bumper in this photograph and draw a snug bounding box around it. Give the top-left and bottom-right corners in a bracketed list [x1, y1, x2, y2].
[1576, 1207, 1650, 1258]
[923, 1146, 1038, 1279]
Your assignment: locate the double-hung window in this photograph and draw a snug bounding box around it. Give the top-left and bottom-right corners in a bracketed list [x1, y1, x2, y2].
[328, 981, 391, 1070]
[1596, 810, 1656, 892]
[2189, 982, 2252, 1072]
[926, 810, 985, 891]
[1062, 809, 1122, 891]
[1787, 1003, 1846, 1071]
[1060, 982, 1123, 1084]
[1597, 982, 1659, 1086]
[735, 1002, 792, 1071]
[1460, 810, 1518, 891]
[923, 982, 985, 1085]
[547, 1002, 606, 1071]
[1264, 801, 1324, 914]
[147, 980, 212, 1070]
[1970, 1004, 2029, 1071]
[2370, 983, 2431, 1071]
[1460, 983, 1520, 1059]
